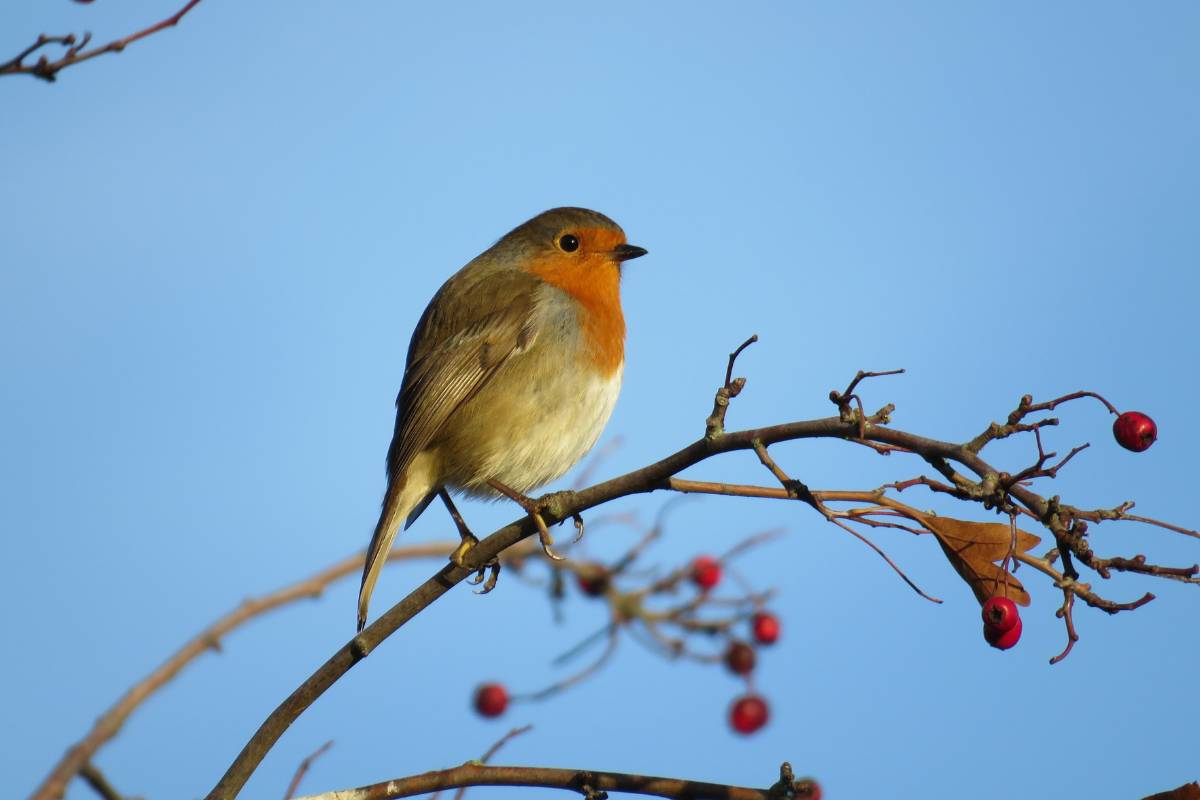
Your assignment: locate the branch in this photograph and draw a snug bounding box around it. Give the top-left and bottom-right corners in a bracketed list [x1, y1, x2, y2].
[293, 761, 820, 800]
[669, 478, 1165, 623]
[29, 542, 457, 800]
[203, 365, 1197, 799]
[0, 0, 204, 82]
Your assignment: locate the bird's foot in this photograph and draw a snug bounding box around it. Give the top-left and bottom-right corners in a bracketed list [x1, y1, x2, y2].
[467, 557, 501, 594]
[450, 533, 480, 568]
[487, 482, 583, 561]
[535, 490, 586, 544]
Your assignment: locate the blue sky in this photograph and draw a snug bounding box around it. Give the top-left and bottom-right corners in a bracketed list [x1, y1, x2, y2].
[3, 2, 1199, 799]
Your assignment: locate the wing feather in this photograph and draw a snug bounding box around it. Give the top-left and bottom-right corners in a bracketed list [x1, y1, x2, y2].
[385, 273, 539, 482]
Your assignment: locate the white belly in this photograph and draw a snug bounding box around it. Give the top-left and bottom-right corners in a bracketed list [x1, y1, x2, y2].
[472, 363, 623, 495]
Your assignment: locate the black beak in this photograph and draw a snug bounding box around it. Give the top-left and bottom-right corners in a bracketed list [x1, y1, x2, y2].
[609, 243, 648, 262]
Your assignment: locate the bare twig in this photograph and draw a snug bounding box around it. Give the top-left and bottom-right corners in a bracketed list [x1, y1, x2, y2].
[1071, 502, 1200, 540]
[29, 542, 457, 800]
[1, 0, 205, 82]
[1049, 587, 1079, 666]
[720, 528, 786, 563]
[668, 477, 1174, 628]
[607, 495, 696, 575]
[514, 627, 620, 702]
[828, 369, 905, 438]
[293, 761, 819, 800]
[749, 443, 941, 603]
[1010, 391, 1119, 420]
[478, 726, 533, 765]
[78, 763, 134, 800]
[724, 335, 759, 389]
[751, 441, 821, 511]
[284, 741, 334, 800]
[705, 334, 756, 439]
[443, 726, 533, 800]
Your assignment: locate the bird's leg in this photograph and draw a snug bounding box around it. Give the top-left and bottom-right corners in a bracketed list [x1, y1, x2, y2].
[486, 479, 574, 561]
[441, 489, 502, 593]
[440, 489, 480, 568]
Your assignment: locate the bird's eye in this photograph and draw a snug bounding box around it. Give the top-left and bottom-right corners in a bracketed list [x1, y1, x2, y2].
[558, 234, 579, 253]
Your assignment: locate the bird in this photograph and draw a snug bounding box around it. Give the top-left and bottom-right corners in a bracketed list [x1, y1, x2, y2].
[357, 207, 647, 631]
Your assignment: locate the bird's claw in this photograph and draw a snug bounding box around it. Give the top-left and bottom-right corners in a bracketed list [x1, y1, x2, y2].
[471, 559, 501, 594]
[534, 512, 566, 561]
[486, 479, 576, 560]
[571, 512, 585, 544]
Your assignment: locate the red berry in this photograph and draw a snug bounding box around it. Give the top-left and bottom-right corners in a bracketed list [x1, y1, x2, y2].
[1113, 411, 1157, 452]
[751, 611, 781, 644]
[724, 641, 757, 675]
[729, 694, 769, 734]
[983, 615, 1023, 650]
[981, 596, 1019, 633]
[690, 555, 722, 591]
[794, 779, 822, 800]
[575, 567, 610, 597]
[473, 683, 508, 718]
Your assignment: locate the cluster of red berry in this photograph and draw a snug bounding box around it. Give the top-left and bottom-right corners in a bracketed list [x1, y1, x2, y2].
[472, 553, 784, 737]
[688, 555, 781, 735]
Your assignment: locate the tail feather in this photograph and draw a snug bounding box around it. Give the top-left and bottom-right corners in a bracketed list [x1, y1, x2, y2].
[358, 454, 437, 631]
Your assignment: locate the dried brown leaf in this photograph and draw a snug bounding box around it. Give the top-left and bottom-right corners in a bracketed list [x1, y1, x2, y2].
[920, 516, 1041, 607]
[1143, 782, 1200, 800]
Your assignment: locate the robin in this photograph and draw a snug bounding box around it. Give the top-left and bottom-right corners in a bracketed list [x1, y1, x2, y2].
[357, 207, 647, 631]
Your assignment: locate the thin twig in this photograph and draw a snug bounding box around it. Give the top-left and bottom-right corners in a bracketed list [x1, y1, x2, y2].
[705, 334, 757, 439]
[724, 334, 759, 389]
[825, 516, 943, 604]
[284, 741, 333, 800]
[447, 727, 533, 800]
[1, 0, 205, 82]
[551, 623, 615, 667]
[514, 629, 620, 702]
[720, 528, 786, 563]
[749, 444, 940, 603]
[77, 763, 132, 800]
[1049, 587, 1079, 665]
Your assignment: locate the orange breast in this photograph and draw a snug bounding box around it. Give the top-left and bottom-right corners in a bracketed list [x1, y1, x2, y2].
[523, 228, 627, 377]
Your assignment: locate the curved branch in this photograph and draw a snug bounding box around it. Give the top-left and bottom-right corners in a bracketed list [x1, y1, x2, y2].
[205, 407, 1197, 800]
[29, 542, 457, 800]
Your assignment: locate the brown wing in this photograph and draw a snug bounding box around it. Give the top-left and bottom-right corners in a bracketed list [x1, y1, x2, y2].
[385, 268, 540, 483]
